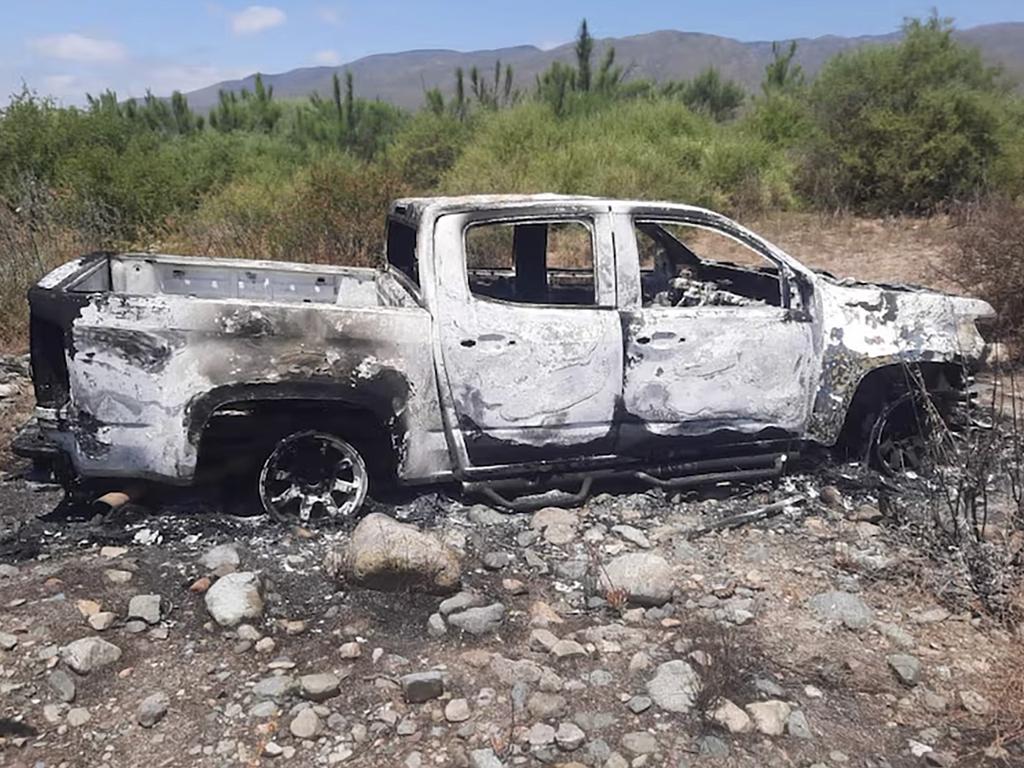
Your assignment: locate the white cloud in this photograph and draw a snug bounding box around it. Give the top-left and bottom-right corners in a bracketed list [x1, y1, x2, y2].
[316, 6, 341, 26]
[29, 33, 127, 63]
[312, 49, 341, 66]
[230, 5, 286, 35]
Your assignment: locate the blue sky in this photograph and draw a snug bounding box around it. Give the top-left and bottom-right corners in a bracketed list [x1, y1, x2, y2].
[3, 1, 1021, 103]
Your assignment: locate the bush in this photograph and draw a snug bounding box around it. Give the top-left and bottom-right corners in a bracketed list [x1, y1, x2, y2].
[802, 16, 1009, 214]
[950, 196, 1024, 349]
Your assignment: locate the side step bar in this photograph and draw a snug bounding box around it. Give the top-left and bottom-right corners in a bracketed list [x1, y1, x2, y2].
[464, 453, 789, 512]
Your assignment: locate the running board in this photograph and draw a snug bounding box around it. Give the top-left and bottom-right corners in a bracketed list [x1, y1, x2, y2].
[464, 453, 789, 512]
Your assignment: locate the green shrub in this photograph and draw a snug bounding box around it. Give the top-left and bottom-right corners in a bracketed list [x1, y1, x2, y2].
[802, 15, 1009, 213]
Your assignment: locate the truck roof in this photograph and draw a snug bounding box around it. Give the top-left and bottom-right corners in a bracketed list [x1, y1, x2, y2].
[388, 194, 714, 226]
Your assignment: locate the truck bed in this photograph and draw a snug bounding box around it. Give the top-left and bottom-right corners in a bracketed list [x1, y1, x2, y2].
[63, 253, 413, 308]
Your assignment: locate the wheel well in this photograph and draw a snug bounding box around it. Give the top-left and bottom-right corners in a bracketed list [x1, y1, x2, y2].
[836, 361, 967, 458]
[194, 398, 398, 487]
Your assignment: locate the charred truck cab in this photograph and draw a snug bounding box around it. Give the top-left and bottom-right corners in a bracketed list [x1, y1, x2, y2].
[15, 195, 995, 521]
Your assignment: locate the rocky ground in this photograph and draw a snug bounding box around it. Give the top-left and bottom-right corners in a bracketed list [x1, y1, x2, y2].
[1, 365, 1023, 768]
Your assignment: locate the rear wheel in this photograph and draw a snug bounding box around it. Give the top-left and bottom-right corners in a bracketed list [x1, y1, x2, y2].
[258, 430, 369, 524]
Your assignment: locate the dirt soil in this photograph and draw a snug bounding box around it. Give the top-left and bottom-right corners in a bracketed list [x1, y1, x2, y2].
[2, 217, 1019, 768]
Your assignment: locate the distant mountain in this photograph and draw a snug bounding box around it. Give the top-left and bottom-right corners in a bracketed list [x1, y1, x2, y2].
[182, 22, 1024, 111]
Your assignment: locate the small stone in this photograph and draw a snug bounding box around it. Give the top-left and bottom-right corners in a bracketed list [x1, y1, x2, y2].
[128, 594, 162, 624]
[528, 692, 568, 720]
[199, 543, 240, 572]
[88, 611, 117, 631]
[887, 654, 922, 687]
[959, 690, 991, 716]
[481, 551, 512, 570]
[47, 669, 76, 702]
[427, 613, 446, 637]
[820, 485, 843, 507]
[252, 675, 296, 701]
[189, 576, 211, 593]
[611, 524, 651, 548]
[237, 624, 261, 641]
[745, 700, 792, 736]
[529, 601, 564, 627]
[502, 578, 528, 595]
[712, 699, 753, 733]
[137, 691, 170, 727]
[100, 546, 128, 558]
[621, 731, 658, 754]
[401, 671, 444, 703]
[808, 590, 874, 630]
[469, 748, 503, 768]
[912, 607, 950, 625]
[338, 642, 361, 659]
[67, 707, 92, 727]
[281, 619, 306, 635]
[104, 569, 133, 584]
[76, 599, 101, 616]
[444, 698, 471, 722]
[697, 735, 729, 757]
[556, 721, 585, 751]
[923, 690, 949, 713]
[439, 591, 486, 616]
[447, 603, 505, 635]
[787, 709, 813, 739]
[544, 523, 576, 545]
[527, 722, 556, 747]
[530, 629, 559, 652]
[300, 673, 341, 701]
[627, 696, 652, 714]
[204, 572, 263, 627]
[599, 553, 674, 607]
[289, 708, 322, 739]
[646, 660, 698, 713]
[61, 637, 122, 674]
[255, 637, 276, 654]
[550, 639, 587, 659]
[0, 631, 17, 650]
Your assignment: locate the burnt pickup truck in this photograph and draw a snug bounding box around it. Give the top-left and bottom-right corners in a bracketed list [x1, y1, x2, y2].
[16, 195, 994, 521]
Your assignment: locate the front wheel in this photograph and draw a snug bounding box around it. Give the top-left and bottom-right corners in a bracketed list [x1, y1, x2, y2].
[258, 430, 369, 524]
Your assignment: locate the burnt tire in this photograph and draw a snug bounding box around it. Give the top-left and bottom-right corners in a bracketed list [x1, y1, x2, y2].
[258, 430, 369, 525]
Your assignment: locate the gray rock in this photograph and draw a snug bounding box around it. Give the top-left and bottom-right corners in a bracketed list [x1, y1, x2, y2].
[439, 591, 486, 616]
[66, 707, 91, 727]
[599, 553, 674, 607]
[555, 721, 586, 751]
[746, 700, 792, 736]
[401, 671, 444, 703]
[808, 590, 874, 630]
[47, 669, 76, 703]
[128, 594, 161, 625]
[646, 660, 698, 713]
[469, 748, 503, 768]
[199, 543, 240, 572]
[0, 563, 18, 578]
[627, 695, 652, 714]
[621, 731, 658, 754]
[887, 653, 922, 687]
[252, 675, 296, 701]
[444, 698, 471, 722]
[137, 691, 169, 727]
[611, 524, 651, 548]
[448, 603, 506, 635]
[300, 672, 341, 701]
[787, 709, 813, 739]
[60, 637, 122, 674]
[427, 613, 447, 637]
[526, 722, 556, 747]
[528, 692, 568, 720]
[0, 631, 17, 650]
[204, 572, 263, 627]
[88, 612, 116, 631]
[467, 505, 509, 526]
[876, 621, 916, 649]
[334, 513, 461, 594]
[481, 551, 512, 570]
[550, 639, 587, 659]
[289, 708, 322, 739]
[698, 735, 729, 756]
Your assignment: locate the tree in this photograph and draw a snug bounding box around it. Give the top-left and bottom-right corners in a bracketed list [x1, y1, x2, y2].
[804, 14, 1006, 212]
[762, 41, 804, 94]
[575, 19, 594, 92]
[665, 68, 745, 122]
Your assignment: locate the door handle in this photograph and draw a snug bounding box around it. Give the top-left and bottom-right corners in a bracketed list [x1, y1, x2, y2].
[460, 339, 476, 348]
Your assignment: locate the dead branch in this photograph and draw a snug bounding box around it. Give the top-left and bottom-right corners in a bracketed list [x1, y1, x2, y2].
[685, 495, 806, 540]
